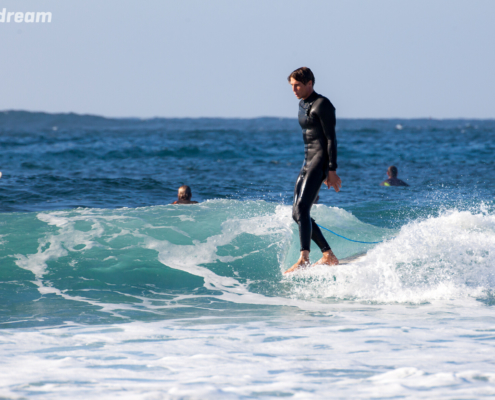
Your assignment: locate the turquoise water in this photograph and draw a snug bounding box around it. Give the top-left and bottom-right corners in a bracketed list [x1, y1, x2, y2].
[1, 112, 495, 399]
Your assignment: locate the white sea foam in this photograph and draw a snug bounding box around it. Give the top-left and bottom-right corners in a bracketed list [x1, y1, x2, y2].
[1, 303, 494, 399]
[287, 208, 495, 303]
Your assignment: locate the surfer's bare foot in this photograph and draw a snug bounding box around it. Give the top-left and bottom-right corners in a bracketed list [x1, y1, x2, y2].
[314, 249, 339, 266]
[284, 251, 310, 274]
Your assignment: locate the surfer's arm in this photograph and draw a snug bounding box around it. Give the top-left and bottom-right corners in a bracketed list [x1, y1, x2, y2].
[314, 98, 338, 171]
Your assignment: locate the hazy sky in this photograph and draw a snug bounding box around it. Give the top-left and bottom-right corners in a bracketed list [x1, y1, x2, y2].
[1, 0, 494, 118]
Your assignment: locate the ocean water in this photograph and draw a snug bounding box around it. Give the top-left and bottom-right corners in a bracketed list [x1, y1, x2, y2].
[1, 111, 495, 399]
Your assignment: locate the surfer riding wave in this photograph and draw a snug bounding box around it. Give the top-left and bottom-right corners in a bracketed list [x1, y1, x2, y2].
[285, 67, 342, 274]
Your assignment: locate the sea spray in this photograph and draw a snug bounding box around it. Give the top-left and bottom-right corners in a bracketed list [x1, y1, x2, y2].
[286, 208, 495, 303]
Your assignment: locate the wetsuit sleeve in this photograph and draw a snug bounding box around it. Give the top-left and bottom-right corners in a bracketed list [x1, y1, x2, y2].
[314, 98, 338, 171]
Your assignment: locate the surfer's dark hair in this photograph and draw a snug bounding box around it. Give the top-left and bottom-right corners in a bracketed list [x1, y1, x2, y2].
[178, 185, 192, 200]
[288, 67, 315, 85]
[388, 166, 398, 178]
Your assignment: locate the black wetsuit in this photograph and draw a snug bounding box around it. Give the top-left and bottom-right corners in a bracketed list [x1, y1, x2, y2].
[292, 91, 337, 252]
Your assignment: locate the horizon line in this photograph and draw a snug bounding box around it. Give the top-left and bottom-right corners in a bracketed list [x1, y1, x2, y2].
[1, 109, 494, 121]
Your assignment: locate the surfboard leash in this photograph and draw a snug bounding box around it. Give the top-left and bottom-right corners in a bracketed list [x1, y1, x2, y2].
[316, 223, 385, 244]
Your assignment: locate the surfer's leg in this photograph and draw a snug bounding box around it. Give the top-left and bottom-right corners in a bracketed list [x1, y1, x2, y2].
[286, 168, 327, 274]
[311, 218, 331, 252]
[292, 170, 318, 252]
[309, 198, 339, 267]
[285, 171, 311, 274]
[311, 211, 338, 267]
[293, 167, 338, 268]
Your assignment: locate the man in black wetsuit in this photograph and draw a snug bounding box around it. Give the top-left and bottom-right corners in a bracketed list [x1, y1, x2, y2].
[284, 67, 341, 274]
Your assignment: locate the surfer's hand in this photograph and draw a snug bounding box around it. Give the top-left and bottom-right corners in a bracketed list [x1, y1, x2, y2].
[324, 171, 341, 192]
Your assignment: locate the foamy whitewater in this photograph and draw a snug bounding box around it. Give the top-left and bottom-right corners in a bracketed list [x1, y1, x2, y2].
[1, 112, 494, 399]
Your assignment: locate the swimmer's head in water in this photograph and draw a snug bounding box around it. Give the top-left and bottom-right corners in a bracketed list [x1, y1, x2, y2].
[288, 67, 314, 100]
[178, 185, 192, 201]
[387, 166, 398, 178]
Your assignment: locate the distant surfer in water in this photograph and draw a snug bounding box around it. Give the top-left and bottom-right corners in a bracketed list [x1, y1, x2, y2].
[172, 185, 199, 204]
[380, 166, 409, 187]
[284, 67, 341, 274]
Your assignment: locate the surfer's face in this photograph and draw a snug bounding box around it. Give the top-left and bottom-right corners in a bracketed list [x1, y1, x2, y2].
[290, 78, 313, 100]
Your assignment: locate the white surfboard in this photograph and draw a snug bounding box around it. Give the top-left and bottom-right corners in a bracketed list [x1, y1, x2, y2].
[286, 252, 368, 274]
[338, 251, 367, 265]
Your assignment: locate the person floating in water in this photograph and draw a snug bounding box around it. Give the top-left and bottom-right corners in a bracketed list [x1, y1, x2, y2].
[380, 166, 409, 187]
[172, 185, 199, 204]
[284, 67, 341, 274]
